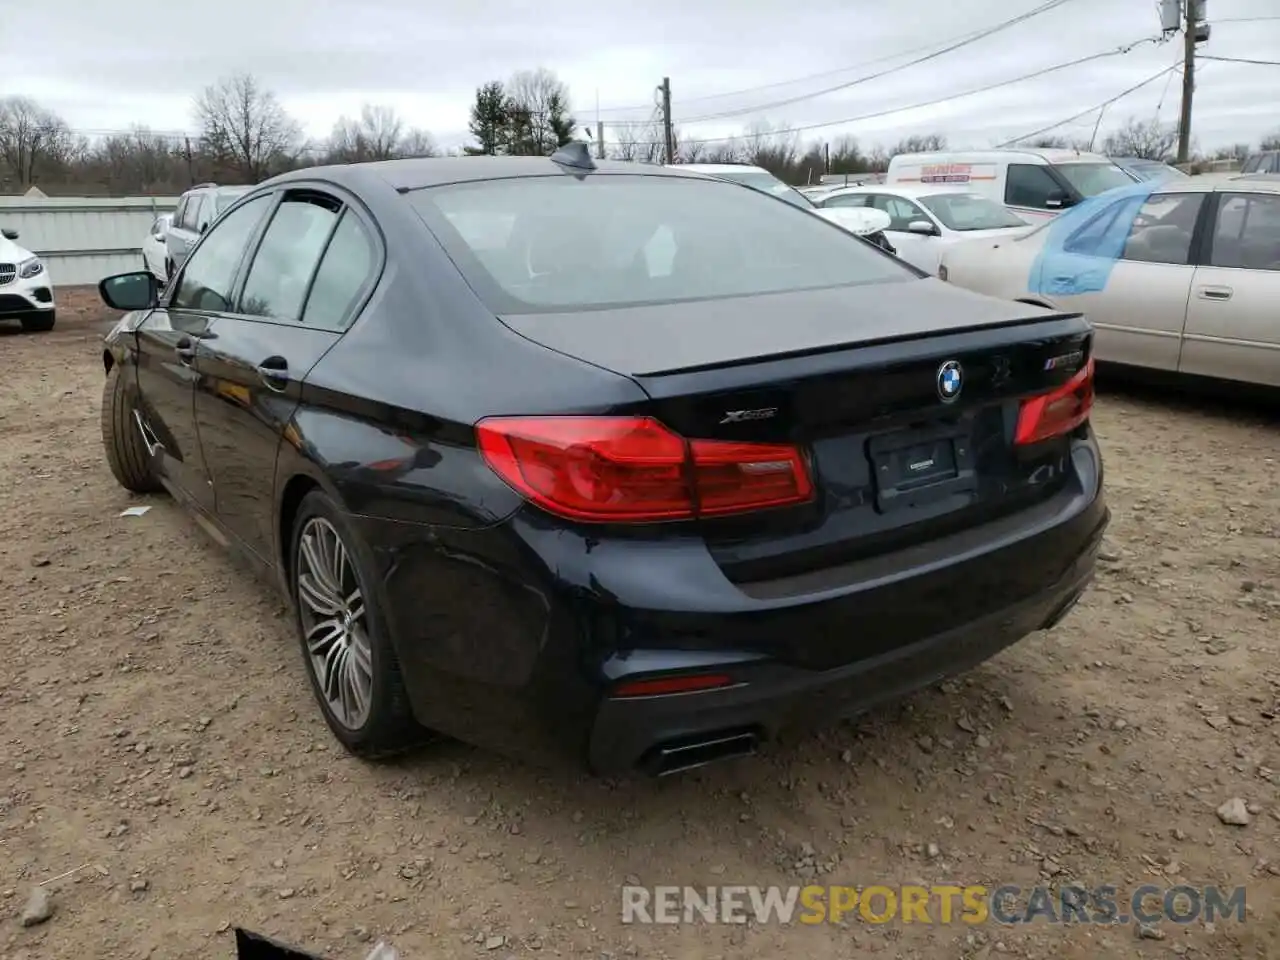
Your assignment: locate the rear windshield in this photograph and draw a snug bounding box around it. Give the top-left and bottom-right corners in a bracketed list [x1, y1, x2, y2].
[1054, 162, 1136, 198]
[408, 175, 915, 314]
[919, 193, 1028, 231]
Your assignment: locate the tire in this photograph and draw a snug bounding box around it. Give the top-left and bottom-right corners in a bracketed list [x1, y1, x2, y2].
[290, 490, 423, 759]
[101, 364, 163, 494]
[20, 311, 55, 333]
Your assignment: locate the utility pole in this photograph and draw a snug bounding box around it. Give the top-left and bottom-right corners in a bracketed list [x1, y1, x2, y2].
[1176, 0, 1198, 164]
[659, 77, 674, 165]
[596, 121, 605, 159]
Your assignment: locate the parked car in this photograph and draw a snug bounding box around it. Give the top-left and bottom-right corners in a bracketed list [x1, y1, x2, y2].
[938, 173, 1280, 388]
[886, 149, 1134, 223]
[1241, 151, 1280, 175]
[95, 145, 1107, 775]
[0, 226, 55, 332]
[142, 213, 172, 281]
[814, 185, 1033, 274]
[164, 183, 253, 279]
[670, 163, 898, 254]
[1111, 156, 1188, 183]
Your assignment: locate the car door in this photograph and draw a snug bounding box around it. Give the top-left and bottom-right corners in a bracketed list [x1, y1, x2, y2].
[1034, 191, 1205, 372]
[193, 188, 378, 562]
[1180, 191, 1280, 387]
[173, 194, 207, 268]
[865, 193, 938, 272]
[133, 193, 274, 512]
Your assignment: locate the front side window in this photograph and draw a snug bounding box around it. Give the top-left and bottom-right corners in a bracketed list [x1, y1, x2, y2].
[1120, 193, 1204, 265]
[187, 195, 207, 232]
[170, 194, 271, 312]
[238, 195, 341, 322]
[868, 194, 930, 231]
[1005, 164, 1063, 208]
[409, 175, 916, 314]
[920, 193, 1028, 231]
[1209, 193, 1280, 271]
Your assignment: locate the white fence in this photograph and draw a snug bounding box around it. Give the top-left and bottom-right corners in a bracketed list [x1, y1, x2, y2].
[0, 195, 179, 287]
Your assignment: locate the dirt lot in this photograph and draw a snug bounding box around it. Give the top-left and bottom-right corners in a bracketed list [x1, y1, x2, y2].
[2, 290, 1278, 960]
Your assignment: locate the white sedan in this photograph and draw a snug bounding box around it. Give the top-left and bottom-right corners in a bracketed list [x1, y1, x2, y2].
[142, 213, 171, 281]
[814, 185, 1033, 274]
[937, 173, 1280, 388]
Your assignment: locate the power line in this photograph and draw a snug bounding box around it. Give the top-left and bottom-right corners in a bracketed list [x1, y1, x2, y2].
[632, 38, 1167, 147]
[996, 64, 1180, 147]
[673, 0, 1080, 123]
[593, 0, 1078, 116]
[1210, 16, 1280, 24]
[1199, 54, 1280, 66]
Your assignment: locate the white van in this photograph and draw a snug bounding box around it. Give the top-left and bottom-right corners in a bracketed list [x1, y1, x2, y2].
[885, 149, 1134, 222]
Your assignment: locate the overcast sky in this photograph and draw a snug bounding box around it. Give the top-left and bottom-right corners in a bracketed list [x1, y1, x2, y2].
[5, 0, 1278, 154]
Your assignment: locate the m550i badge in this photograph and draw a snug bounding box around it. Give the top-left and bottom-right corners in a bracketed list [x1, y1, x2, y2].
[719, 407, 778, 424]
[1044, 350, 1084, 371]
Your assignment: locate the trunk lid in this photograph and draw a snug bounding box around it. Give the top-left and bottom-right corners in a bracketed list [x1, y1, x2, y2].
[499, 278, 1093, 583]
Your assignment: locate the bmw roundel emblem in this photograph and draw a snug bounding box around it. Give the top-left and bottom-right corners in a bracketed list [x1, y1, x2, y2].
[936, 360, 963, 403]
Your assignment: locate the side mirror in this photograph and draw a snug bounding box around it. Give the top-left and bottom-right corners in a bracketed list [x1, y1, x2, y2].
[1, 228, 18, 241]
[1045, 190, 1073, 210]
[99, 271, 159, 311]
[199, 221, 209, 234]
[907, 219, 939, 236]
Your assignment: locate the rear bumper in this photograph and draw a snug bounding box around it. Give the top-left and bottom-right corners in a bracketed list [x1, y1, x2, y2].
[364, 437, 1107, 775]
[587, 528, 1099, 774]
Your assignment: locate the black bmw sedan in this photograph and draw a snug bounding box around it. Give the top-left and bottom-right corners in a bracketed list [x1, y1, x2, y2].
[96, 143, 1108, 776]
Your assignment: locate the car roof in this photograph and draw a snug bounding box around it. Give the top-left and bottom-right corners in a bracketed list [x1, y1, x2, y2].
[264, 156, 703, 193]
[822, 184, 978, 199]
[891, 148, 1114, 166]
[1138, 172, 1280, 195]
[672, 163, 771, 175]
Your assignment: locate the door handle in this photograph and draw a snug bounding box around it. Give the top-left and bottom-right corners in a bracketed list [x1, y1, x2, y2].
[256, 356, 289, 392]
[175, 336, 197, 364]
[1197, 285, 1233, 301]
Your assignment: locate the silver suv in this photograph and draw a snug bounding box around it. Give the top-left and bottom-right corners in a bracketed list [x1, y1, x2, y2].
[164, 183, 253, 280]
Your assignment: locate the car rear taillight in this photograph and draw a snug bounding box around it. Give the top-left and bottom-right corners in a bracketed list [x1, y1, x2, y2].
[612, 673, 734, 698]
[1014, 357, 1095, 446]
[475, 416, 814, 523]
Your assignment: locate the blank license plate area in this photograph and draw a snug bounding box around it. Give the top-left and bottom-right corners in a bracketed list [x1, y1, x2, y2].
[876, 439, 957, 489]
[868, 422, 976, 513]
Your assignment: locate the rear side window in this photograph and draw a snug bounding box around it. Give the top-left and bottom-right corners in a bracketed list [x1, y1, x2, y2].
[1209, 193, 1280, 271]
[239, 194, 341, 322]
[1005, 164, 1062, 208]
[821, 193, 871, 208]
[409, 175, 915, 314]
[187, 195, 206, 231]
[302, 211, 378, 330]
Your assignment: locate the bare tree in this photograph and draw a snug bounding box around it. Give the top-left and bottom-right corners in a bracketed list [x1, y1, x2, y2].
[703, 139, 745, 164]
[86, 127, 185, 193]
[398, 129, 438, 158]
[890, 133, 947, 156]
[329, 104, 406, 162]
[1213, 143, 1252, 162]
[744, 122, 800, 179]
[1100, 117, 1177, 160]
[0, 96, 77, 187]
[827, 135, 868, 174]
[1020, 135, 1093, 151]
[194, 74, 303, 182]
[865, 145, 891, 172]
[1260, 131, 1280, 151]
[504, 68, 575, 155]
[608, 118, 664, 163]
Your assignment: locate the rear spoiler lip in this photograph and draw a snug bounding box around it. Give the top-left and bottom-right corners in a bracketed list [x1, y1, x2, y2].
[631, 311, 1090, 378]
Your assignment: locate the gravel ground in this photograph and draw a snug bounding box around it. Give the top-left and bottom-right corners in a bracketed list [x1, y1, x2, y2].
[2, 291, 1278, 960]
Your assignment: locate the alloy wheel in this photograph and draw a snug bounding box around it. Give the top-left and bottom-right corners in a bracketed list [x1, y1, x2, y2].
[295, 516, 374, 730]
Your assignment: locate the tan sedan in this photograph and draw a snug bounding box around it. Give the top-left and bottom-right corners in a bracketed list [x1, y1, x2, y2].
[937, 173, 1280, 388]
